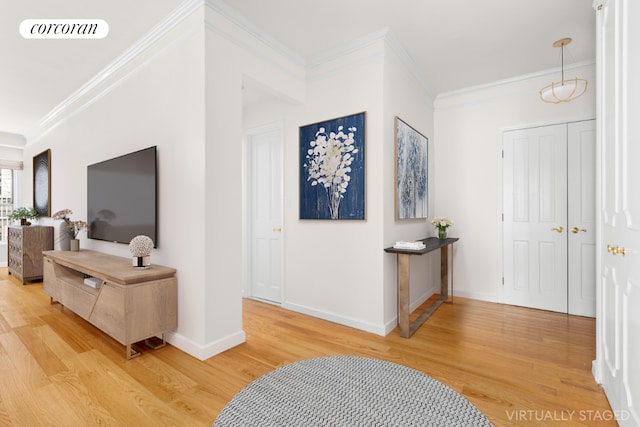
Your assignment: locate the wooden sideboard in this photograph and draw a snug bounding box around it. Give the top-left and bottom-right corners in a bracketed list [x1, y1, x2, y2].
[43, 250, 177, 359]
[8, 225, 54, 284]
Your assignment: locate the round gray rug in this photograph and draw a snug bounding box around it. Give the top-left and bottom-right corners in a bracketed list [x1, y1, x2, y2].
[213, 355, 493, 426]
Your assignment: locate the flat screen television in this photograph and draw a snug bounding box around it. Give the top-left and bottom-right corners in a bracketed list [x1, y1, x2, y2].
[87, 146, 157, 245]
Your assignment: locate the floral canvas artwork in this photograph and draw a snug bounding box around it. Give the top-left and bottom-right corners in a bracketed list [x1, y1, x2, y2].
[299, 112, 365, 220]
[395, 117, 428, 220]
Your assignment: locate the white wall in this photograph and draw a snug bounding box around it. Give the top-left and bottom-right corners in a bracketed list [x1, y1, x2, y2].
[22, 8, 216, 357]
[433, 64, 596, 302]
[202, 5, 305, 347]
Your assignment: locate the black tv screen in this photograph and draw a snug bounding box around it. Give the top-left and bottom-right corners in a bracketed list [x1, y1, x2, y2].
[87, 146, 157, 245]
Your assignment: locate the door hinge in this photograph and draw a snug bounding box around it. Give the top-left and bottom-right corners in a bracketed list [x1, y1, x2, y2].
[502, 213, 504, 221]
[502, 277, 505, 285]
[502, 150, 504, 158]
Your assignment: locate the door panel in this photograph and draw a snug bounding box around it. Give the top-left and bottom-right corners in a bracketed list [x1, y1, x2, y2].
[248, 125, 283, 303]
[503, 124, 568, 313]
[596, 1, 640, 424]
[568, 120, 596, 316]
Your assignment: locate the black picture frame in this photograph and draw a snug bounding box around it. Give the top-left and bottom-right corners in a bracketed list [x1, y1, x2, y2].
[33, 149, 51, 217]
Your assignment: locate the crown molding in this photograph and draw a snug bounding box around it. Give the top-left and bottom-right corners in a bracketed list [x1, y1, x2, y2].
[436, 59, 595, 101]
[383, 29, 434, 98]
[24, 0, 437, 143]
[25, 0, 205, 143]
[306, 27, 434, 97]
[205, 0, 304, 66]
[306, 27, 389, 67]
[0, 131, 26, 149]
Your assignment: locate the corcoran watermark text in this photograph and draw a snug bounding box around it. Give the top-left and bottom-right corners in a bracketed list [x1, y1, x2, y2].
[19, 19, 109, 39]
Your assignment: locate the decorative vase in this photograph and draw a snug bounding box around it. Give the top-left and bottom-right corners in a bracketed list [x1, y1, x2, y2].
[70, 239, 80, 252]
[132, 256, 151, 269]
[59, 221, 73, 250]
[438, 228, 447, 240]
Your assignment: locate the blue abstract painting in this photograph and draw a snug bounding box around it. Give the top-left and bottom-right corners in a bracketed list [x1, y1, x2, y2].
[300, 112, 366, 220]
[395, 117, 428, 220]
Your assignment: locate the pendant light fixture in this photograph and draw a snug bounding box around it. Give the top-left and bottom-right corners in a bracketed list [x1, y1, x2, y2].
[539, 38, 588, 103]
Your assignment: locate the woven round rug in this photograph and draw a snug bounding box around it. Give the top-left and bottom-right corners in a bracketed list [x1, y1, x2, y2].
[213, 355, 492, 426]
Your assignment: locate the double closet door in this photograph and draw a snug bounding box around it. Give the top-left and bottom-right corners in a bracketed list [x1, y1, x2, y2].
[503, 120, 596, 317]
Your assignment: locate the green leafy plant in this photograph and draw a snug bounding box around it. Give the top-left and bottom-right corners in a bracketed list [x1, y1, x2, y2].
[8, 207, 38, 223]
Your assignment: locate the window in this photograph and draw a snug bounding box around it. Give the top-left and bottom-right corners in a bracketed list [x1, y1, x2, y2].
[0, 160, 24, 243]
[0, 169, 14, 242]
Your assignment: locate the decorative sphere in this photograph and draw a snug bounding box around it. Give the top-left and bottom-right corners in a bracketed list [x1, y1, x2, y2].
[129, 235, 154, 257]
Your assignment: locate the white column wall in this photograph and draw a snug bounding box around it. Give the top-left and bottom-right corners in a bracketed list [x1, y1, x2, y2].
[22, 11, 211, 354]
[382, 42, 436, 327]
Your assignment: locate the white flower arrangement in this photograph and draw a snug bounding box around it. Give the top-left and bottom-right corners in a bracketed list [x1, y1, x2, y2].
[431, 216, 454, 230]
[304, 125, 359, 219]
[432, 216, 453, 239]
[129, 235, 154, 257]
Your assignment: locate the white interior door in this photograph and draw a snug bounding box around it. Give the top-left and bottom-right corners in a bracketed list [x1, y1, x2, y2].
[503, 124, 568, 313]
[596, 1, 640, 424]
[247, 124, 283, 303]
[567, 121, 596, 317]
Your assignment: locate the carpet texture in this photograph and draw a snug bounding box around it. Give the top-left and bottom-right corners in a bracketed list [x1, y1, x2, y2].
[213, 355, 493, 426]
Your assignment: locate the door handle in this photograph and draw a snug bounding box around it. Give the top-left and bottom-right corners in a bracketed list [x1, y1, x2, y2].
[551, 226, 564, 233]
[571, 227, 587, 234]
[607, 245, 627, 256]
[272, 227, 282, 232]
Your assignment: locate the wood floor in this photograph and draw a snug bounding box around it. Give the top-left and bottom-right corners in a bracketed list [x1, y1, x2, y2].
[0, 268, 615, 426]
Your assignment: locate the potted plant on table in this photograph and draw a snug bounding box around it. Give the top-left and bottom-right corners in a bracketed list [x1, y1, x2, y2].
[9, 207, 38, 225]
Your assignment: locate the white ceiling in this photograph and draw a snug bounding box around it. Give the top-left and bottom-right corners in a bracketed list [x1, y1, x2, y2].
[1, 0, 595, 140]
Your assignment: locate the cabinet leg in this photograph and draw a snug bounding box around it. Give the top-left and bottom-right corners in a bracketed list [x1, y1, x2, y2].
[126, 344, 141, 360]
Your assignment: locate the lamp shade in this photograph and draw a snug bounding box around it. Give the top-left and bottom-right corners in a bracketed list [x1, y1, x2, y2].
[540, 77, 588, 103]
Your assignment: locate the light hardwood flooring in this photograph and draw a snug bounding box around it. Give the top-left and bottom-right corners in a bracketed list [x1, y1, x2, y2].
[0, 268, 615, 426]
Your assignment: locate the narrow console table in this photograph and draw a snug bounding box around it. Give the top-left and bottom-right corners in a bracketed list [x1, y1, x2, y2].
[43, 250, 177, 359]
[384, 237, 459, 338]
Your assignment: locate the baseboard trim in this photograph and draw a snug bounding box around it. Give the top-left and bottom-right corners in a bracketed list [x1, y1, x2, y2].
[453, 289, 498, 303]
[282, 301, 387, 337]
[166, 329, 246, 361]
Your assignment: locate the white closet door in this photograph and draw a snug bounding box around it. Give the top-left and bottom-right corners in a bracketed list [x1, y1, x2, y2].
[595, 1, 640, 425]
[567, 120, 596, 317]
[503, 124, 568, 313]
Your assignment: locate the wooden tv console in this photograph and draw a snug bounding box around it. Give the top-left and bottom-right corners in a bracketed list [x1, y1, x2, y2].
[43, 250, 177, 359]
